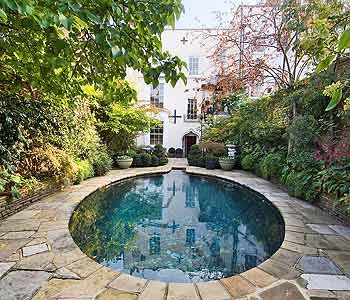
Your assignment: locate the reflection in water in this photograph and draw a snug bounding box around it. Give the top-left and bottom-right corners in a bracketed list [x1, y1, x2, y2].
[70, 171, 284, 283]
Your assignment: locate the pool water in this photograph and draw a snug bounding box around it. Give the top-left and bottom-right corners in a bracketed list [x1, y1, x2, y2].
[70, 171, 284, 283]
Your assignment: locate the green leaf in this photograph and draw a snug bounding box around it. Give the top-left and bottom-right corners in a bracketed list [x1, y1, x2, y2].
[325, 87, 343, 111]
[316, 55, 336, 72]
[59, 13, 73, 30]
[338, 29, 350, 50]
[3, 0, 17, 10]
[73, 16, 88, 30]
[0, 8, 7, 22]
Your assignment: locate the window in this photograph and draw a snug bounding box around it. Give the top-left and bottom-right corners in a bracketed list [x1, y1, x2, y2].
[150, 123, 163, 145]
[150, 83, 164, 108]
[189, 57, 199, 75]
[186, 229, 196, 246]
[187, 99, 198, 120]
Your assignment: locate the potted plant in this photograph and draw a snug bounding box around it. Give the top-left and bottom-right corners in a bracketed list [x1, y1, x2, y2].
[205, 154, 218, 170]
[219, 156, 236, 171]
[116, 155, 133, 169]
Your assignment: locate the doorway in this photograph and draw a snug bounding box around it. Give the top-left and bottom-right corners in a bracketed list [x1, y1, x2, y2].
[184, 135, 197, 157]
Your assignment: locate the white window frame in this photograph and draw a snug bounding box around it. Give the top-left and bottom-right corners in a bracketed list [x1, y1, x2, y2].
[150, 83, 164, 108]
[150, 123, 164, 145]
[187, 98, 198, 120]
[189, 57, 199, 75]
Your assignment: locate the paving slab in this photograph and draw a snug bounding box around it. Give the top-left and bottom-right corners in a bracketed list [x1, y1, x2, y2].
[15, 251, 54, 271]
[296, 256, 343, 274]
[241, 268, 278, 288]
[0, 239, 30, 260]
[221, 275, 256, 298]
[258, 282, 306, 300]
[66, 257, 101, 278]
[307, 290, 338, 300]
[323, 235, 350, 250]
[300, 274, 350, 291]
[96, 288, 137, 300]
[258, 259, 301, 279]
[305, 234, 337, 250]
[196, 280, 231, 300]
[333, 291, 350, 300]
[0, 270, 50, 300]
[22, 243, 49, 257]
[325, 250, 350, 274]
[55, 267, 119, 299]
[108, 274, 147, 293]
[167, 283, 200, 300]
[0, 262, 15, 278]
[138, 280, 166, 300]
[53, 267, 81, 280]
[307, 224, 337, 235]
[282, 241, 317, 255]
[0, 231, 36, 239]
[329, 225, 350, 240]
[271, 248, 302, 266]
[285, 231, 305, 244]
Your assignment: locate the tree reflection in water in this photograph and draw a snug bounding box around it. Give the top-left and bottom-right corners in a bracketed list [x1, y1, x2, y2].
[70, 171, 284, 283]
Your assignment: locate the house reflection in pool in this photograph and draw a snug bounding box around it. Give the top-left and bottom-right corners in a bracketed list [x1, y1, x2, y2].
[70, 171, 284, 283]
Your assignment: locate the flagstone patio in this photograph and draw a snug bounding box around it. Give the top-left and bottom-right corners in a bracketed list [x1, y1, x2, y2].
[0, 163, 350, 300]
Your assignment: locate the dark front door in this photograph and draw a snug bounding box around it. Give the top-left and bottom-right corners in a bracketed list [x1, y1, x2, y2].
[184, 135, 197, 157]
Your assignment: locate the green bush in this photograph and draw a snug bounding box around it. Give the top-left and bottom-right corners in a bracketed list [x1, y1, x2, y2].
[90, 152, 113, 176]
[74, 160, 95, 184]
[241, 154, 255, 171]
[141, 153, 152, 167]
[151, 155, 160, 167]
[153, 144, 166, 158]
[259, 152, 286, 180]
[133, 153, 143, 167]
[188, 144, 204, 167]
[159, 157, 169, 166]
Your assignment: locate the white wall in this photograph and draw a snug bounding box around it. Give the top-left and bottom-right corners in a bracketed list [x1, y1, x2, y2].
[130, 29, 219, 150]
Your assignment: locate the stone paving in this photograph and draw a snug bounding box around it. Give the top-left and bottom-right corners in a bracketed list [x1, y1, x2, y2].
[0, 162, 350, 300]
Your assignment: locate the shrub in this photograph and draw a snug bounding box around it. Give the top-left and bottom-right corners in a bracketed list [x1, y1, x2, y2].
[241, 154, 255, 171]
[159, 158, 169, 166]
[151, 155, 160, 167]
[141, 153, 152, 167]
[90, 151, 113, 176]
[17, 144, 77, 185]
[153, 144, 167, 159]
[74, 160, 95, 184]
[287, 115, 319, 151]
[199, 141, 226, 156]
[259, 152, 286, 180]
[188, 144, 204, 167]
[133, 154, 143, 167]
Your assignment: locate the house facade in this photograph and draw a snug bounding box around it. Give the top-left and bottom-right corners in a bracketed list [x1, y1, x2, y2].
[128, 29, 219, 156]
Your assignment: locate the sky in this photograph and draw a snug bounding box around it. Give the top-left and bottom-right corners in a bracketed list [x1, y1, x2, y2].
[176, 0, 258, 28]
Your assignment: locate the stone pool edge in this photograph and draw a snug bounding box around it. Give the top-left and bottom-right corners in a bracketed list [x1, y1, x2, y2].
[65, 166, 299, 299]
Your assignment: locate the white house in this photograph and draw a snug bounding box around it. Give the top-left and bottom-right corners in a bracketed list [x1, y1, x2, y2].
[128, 29, 219, 156]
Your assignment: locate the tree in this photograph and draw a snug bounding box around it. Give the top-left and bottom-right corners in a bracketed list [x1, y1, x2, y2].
[0, 0, 187, 99]
[300, 0, 350, 111]
[211, 1, 312, 97]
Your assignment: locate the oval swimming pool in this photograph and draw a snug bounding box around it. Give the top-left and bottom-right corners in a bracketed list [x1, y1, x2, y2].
[70, 170, 284, 283]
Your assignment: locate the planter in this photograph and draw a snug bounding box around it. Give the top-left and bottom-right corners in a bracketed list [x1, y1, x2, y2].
[116, 158, 133, 169]
[205, 160, 217, 170]
[219, 159, 235, 171]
